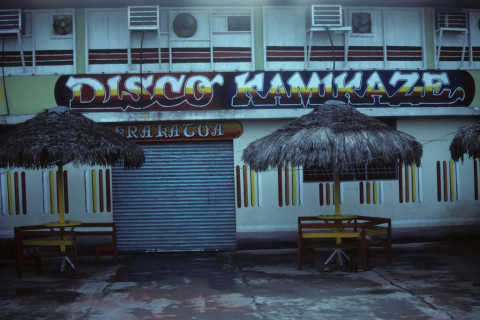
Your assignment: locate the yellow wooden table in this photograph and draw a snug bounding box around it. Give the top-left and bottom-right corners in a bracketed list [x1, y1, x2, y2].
[317, 215, 359, 265]
[43, 220, 82, 272]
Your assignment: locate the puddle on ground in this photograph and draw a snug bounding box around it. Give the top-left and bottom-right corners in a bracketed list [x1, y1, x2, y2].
[15, 288, 80, 303]
[364, 289, 398, 295]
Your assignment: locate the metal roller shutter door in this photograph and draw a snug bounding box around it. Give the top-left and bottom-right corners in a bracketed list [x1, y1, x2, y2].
[112, 141, 236, 252]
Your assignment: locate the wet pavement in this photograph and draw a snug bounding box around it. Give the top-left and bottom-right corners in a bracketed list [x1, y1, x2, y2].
[1, 241, 479, 320]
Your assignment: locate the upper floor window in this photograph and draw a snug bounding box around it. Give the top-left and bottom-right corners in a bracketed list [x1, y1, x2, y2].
[0, 9, 75, 76]
[86, 7, 254, 74]
[435, 9, 480, 70]
[263, 6, 426, 71]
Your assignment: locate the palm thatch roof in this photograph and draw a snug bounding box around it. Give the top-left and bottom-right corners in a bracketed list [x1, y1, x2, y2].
[242, 101, 423, 172]
[0, 107, 145, 169]
[450, 120, 480, 162]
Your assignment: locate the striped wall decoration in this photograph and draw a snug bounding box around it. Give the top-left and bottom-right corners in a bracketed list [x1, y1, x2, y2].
[0, 51, 33, 67]
[386, 46, 423, 61]
[266, 46, 304, 62]
[436, 46, 480, 62]
[307, 46, 346, 62]
[1, 171, 27, 215]
[89, 49, 129, 65]
[348, 46, 384, 61]
[35, 50, 74, 66]
[319, 183, 330, 206]
[63, 170, 69, 214]
[235, 165, 262, 208]
[0, 50, 74, 67]
[436, 161, 459, 202]
[89, 48, 166, 65]
[89, 47, 252, 65]
[474, 47, 480, 61]
[277, 165, 304, 207]
[213, 47, 251, 63]
[359, 181, 384, 204]
[243, 165, 249, 207]
[399, 163, 423, 203]
[267, 45, 423, 63]
[235, 165, 303, 208]
[41, 169, 69, 215]
[84, 168, 112, 213]
[170, 47, 211, 64]
[131, 48, 162, 64]
[319, 182, 343, 206]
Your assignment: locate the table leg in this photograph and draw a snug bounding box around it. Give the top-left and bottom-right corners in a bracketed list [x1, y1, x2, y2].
[324, 249, 350, 266]
[49, 226, 76, 272]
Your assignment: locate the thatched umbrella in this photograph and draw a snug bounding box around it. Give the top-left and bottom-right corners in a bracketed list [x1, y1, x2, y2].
[0, 106, 145, 224]
[450, 120, 480, 162]
[242, 100, 423, 216]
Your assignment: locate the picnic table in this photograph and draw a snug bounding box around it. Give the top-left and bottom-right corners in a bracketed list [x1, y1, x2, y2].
[298, 215, 392, 271]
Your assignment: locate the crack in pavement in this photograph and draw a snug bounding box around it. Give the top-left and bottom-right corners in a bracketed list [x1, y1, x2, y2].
[372, 269, 455, 320]
[232, 254, 269, 320]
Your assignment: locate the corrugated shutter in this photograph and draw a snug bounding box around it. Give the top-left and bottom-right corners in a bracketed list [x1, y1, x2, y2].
[112, 141, 236, 252]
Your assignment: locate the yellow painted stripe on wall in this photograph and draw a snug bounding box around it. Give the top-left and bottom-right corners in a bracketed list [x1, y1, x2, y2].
[49, 171, 55, 214]
[292, 167, 297, 206]
[92, 169, 97, 213]
[412, 163, 417, 203]
[250, 169, 255, 207]
[7, 172, 12, 215]
[450, 161, 454, 202]
[373, 181, 378, 204]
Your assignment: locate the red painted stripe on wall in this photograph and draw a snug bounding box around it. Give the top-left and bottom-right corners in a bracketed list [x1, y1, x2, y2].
[243, 165, 248, 208]
[359, 182, 364, 204]
[106, 169, 111, 212]
[285, 165, 290, 206]
[437, 161, 442, 202]
[278, 167, 283, 207]
[21, 172, 27, 215]
[405, 164, 410, 203]
[64, 170, 69, 214]
[443, 161, 448, 202]
[236, 165, 241, 208]
[326, 183, 331, 206]
[99, 169, 104, 213]
[399, 163, 403, 203]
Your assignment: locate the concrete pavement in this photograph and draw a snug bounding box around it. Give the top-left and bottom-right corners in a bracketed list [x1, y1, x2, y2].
[1, 241, 479, 320]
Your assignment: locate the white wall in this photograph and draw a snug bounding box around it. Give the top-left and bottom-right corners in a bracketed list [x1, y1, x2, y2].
[0, 163, 113, 237]
[233, 116, 480, 235]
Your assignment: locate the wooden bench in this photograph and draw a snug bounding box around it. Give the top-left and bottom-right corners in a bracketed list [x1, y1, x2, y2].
[298, 216, 392, 271]
[71, 223, 118, 267]
[14, 227, 79, 278]
[14, 222, 117, 278]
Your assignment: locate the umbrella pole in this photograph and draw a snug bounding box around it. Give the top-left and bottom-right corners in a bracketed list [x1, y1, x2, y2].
[57, 164, 65, 224]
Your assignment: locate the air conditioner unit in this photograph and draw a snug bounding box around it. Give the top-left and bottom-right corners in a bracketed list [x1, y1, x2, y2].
[0, 9, 23, 34]
[128, 6, 159, 30]
[307, 5, 343, 29]
[436, 10, 468, 30]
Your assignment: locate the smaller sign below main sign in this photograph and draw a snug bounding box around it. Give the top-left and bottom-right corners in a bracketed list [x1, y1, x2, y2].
[106, 121, 243, 142]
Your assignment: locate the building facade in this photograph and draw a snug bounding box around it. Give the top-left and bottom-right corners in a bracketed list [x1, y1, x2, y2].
[1, 0, 480, 252]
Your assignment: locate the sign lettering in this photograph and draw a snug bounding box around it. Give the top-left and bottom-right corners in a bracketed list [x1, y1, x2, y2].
[54, 70, 475, 111]
[106, 121, 243, 142]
